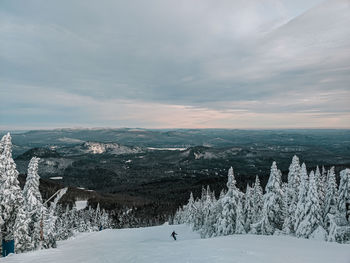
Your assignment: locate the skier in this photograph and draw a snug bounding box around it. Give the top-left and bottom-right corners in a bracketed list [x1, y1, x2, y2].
[171, 231, 178, 241]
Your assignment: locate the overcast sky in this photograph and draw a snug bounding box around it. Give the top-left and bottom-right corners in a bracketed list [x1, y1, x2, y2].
[1, 0, 349, 129]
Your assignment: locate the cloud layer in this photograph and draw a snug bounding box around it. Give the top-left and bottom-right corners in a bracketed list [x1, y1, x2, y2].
[1, 0, 349, 129]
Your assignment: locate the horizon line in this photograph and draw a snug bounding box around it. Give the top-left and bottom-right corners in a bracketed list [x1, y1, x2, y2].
[1, 127, 350, 132]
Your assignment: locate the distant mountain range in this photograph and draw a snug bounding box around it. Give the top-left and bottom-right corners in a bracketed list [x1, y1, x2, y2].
[5, 128, 350, 157]
[7, 129, 349, 212]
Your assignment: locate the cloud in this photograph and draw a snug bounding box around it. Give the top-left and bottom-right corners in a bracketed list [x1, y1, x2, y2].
[1, 85, 349, 129]
[0, 0, 349, 128]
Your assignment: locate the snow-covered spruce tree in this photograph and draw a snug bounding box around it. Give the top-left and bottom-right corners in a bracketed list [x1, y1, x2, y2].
[257, 162, 284, 235]
[23, 157, 43, 249]
[281, 182, 292, 234]
[192, 190, 204, 231]
[14, 206, 33, 253]
[235, 197, 246, 234]
[251, 176, 263, 225]
[294, 163, 308, 232]
[87, 205, 98, 229]
[101, 209, 111, 229]
[0, 133, 6, 154]
[283, 155, 301, 234]
[315, 166, 326, 214]
[327, 214, 339, 242]
[43, 188, 67, 248]
[42, 206, 55, 248]
[216, 167, 242, 236]
[338, 169, 350, 222]
[295, 171, 322, 238]
[200, 187, 216, 238]
[0, 133, 28, 245]
[212, 191, 225, 237]
[204, 199, 221, 238]
[56, 204, 73, 241]
[185, 192, 195, 226]
[71, 206, 80, 231]
[85, 209, 93, 231]
[77, 210, 89, 232]
[243, 184, 254, 232]
[324, 167, 338, 225]
[94, 203, 101, 228]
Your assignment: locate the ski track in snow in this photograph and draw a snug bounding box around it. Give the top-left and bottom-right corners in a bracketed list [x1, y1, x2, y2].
[2, 224, 350, 263]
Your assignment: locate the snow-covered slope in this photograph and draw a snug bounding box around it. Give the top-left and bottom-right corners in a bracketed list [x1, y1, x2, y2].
[81, 142, 143, 155]
[3, 224, 350, 263]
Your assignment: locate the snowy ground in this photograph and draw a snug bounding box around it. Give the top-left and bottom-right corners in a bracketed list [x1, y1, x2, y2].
[74, 200, 88, 211]
[2, 224, 350, 263]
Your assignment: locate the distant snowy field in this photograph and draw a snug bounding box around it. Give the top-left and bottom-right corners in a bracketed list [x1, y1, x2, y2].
[75, 200, 88, 211]
[2, 224, 349, 263]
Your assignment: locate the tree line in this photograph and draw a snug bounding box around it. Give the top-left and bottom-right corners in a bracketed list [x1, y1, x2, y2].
[173, 155, 350, 243]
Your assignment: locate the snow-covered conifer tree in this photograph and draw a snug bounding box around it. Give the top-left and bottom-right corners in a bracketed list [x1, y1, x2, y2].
[200, 188, 216, 238]
[315, 166, 326, 211]
[282, 182, 292, 234]
[259, 162, 284, 234]
[185, 192, 195, 225]
[235, 198, 246, 234]
[23, 157, 43, 249]
[56, 204, 72, 240]
[14, 206, 33, 253]
[296, 171, 322, 238]
[284, 155, 301, 233]
[294, 163, 308, 232]
[100, 209, 111, 229]
[338, 169, 350, 222]
[0, 133, 26, 242]
[324, 167, 338, 224]
[216, 167, 241, 236]
[243, 184, 254, 232]
[43, 188, 67, 248]
[94, 203, 101, 227]
[0, 134, 6, 155]
[251, 176, 263, 224]
[212, 193, 224, 237]
[23, 157, 43, 211]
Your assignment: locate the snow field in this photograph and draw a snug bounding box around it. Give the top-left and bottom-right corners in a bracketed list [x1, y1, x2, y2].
[75, 200, 88, 211]
[2, 224, 350, 263]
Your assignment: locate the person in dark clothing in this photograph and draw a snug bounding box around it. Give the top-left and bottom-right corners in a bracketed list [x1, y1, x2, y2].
[171, 231, 178, 241]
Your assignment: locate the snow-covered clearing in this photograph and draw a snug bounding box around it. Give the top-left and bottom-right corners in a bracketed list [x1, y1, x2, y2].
[49, 177, 62, 180]
[75, 200, 88, 211]
[2, 224, 349, 263]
